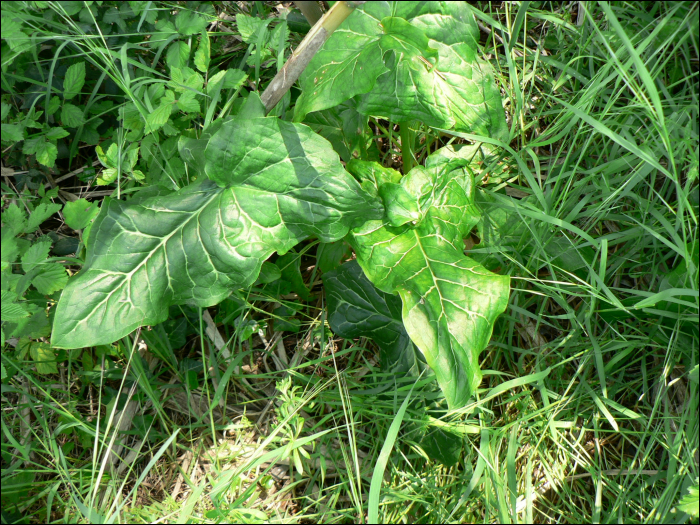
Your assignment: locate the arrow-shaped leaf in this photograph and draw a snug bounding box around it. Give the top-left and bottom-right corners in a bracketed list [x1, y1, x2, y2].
[347, 157, 510, 408]
[52, 118, 383, 348]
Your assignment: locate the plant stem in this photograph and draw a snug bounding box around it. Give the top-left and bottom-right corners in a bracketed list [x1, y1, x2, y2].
[261, 1, 356, 114]
[400, 121, 414, 174]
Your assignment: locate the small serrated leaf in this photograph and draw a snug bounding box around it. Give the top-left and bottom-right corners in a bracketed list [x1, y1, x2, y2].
[35, 140, 58, 167]
[166, 41, 190, 69]
[25, 202, 62, 233]
[145, 103, 172, 134]
[1, 123, 25, 143]
[22, 136, 43, 155]
[46, 96, 61, 116]
[1, 203, 27, 236]
[1, 235, 19, 270]
[63, 62, 86, 101]
[1, 291, 30, 322]
[236, 14, 270, 44]
[96, 167, 118, 185]
[194, 30, 210, 72]
[677, 479, 699, 518]
[177, 90, 200, 113]
[63, 198, 100, 230]
[21, 241, 51, 273]
[32, 264, 69, 295]
[45, 127, 70, 140]
[30, 342, 58, 375]
[175, 11, 208, 36]
[61, 103, 86, 128]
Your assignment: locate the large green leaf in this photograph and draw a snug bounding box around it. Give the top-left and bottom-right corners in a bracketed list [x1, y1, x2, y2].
[347, 158, 510, 408]
[52, 117, 383, 348]
[295, 1, 508, 140]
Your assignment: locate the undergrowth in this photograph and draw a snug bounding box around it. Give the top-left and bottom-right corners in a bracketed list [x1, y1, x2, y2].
[1, 1, 698, 523]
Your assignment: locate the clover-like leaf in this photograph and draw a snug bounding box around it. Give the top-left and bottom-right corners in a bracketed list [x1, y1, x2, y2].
[52, 117, 383, 348]
[347, 158, 510, 408]
[295, 2, 508, 140]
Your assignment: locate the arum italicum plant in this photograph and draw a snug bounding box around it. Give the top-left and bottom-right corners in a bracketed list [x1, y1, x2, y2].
[51, 1, 510, 408]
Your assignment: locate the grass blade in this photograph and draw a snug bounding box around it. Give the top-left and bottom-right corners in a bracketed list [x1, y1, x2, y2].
[368, 373, 423, 523]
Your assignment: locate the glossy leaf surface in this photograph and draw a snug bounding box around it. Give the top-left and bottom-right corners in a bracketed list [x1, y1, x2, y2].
[295, 2, 508, 140]
[52, 118, 382, 348]
[347, 158, 510, 408]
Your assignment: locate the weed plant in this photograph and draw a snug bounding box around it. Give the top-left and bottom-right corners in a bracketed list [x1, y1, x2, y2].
[1, 1, 698, 524]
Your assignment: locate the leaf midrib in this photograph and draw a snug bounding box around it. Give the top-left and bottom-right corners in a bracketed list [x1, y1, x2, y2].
[72, 190, 221, 331]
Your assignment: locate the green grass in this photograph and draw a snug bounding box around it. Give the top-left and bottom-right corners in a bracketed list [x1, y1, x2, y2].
[1, 1, 698, 523]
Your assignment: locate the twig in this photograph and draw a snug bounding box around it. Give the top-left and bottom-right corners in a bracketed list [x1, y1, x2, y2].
[44, 160, 101, 189]
[261, 1, 358, 113]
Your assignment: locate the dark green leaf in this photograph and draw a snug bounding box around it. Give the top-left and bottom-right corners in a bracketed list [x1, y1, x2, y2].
[52, 237, 80, 256]
[303, 101, 368, 163]
[103, 6, 127, 30]
[419, 424, 462, 467]
[316, 240, 351, 273]
[325, 260, 424, 375]
[276, 251, 312, 300]
[257, 261, 282, 284]
[52, 117, 383, 348]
